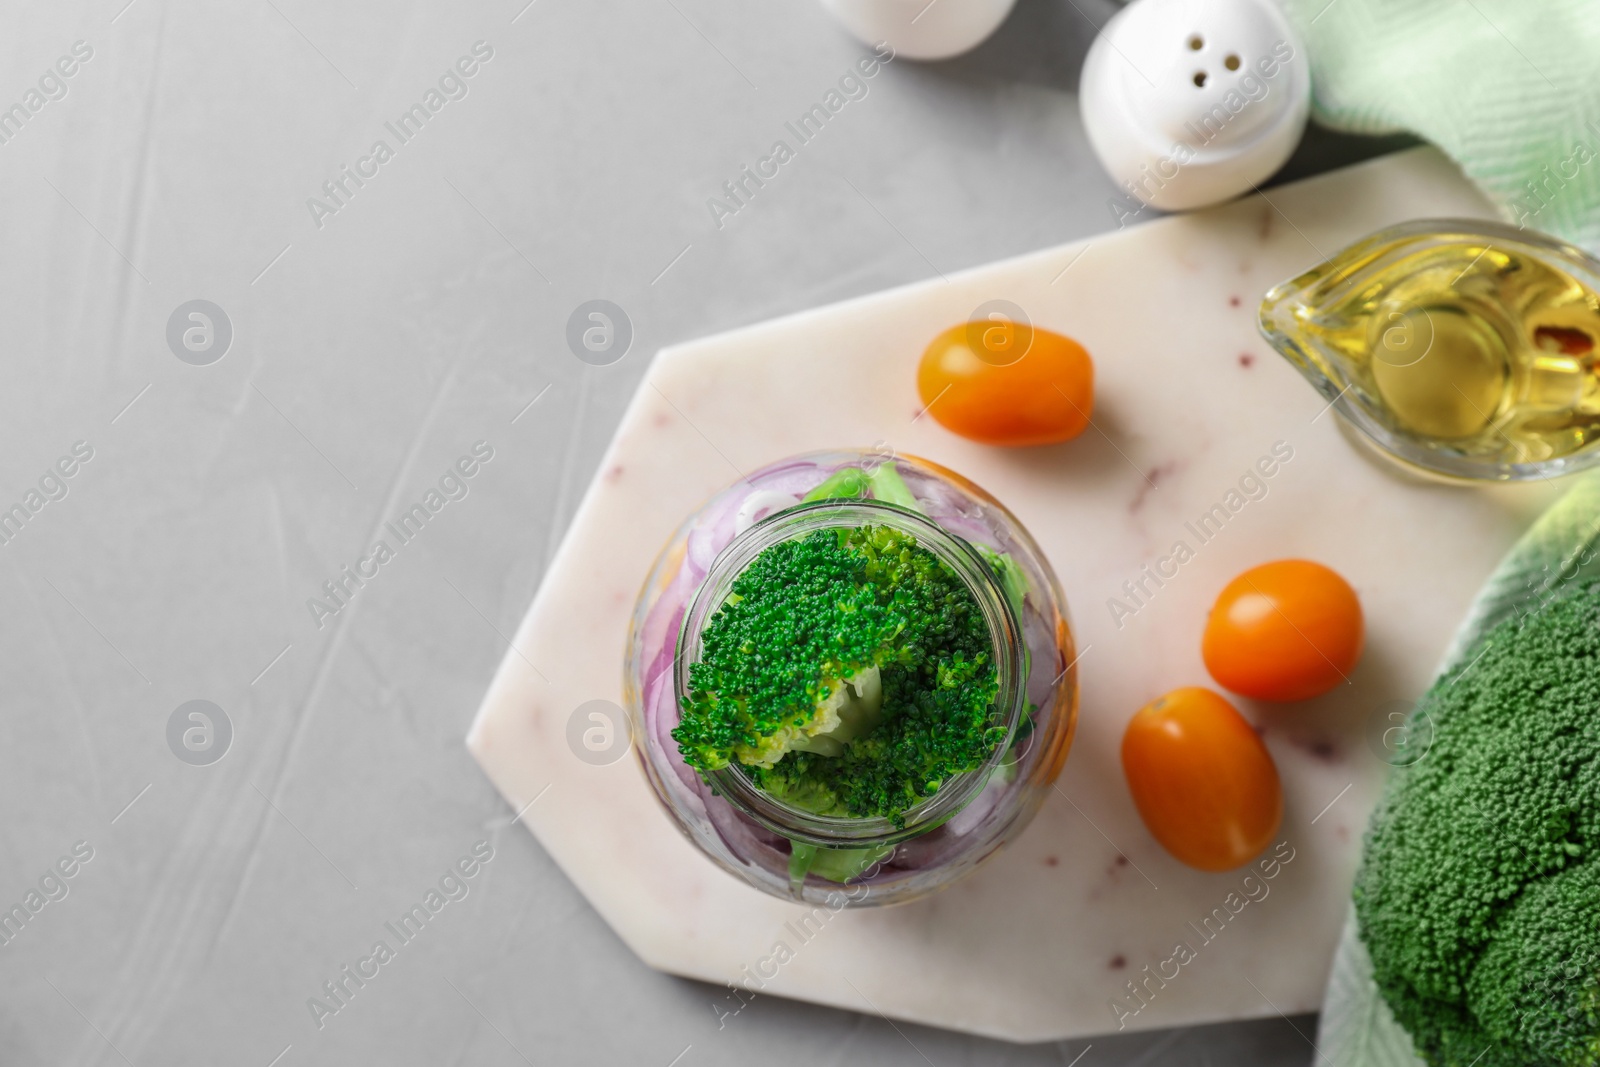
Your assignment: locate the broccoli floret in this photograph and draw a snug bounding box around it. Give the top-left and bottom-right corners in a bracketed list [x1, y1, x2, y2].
[1354, 581, 1600, 1067]
[672, 524, 1001, 826]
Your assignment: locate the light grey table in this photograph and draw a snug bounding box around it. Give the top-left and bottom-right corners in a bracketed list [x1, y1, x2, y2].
[0, 1, 1410, 1063]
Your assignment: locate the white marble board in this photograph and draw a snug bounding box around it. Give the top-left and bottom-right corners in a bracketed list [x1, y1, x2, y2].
[467, 147, 1562, 1042]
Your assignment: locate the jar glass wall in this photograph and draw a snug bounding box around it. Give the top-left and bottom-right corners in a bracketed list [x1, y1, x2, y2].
[624, 450, 1077, 906]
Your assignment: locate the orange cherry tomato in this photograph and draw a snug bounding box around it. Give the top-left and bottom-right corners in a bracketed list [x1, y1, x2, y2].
[917, 321, 1094, 446]
[1202, 559, 1364, 702]
[1122, 687, 1283, 871]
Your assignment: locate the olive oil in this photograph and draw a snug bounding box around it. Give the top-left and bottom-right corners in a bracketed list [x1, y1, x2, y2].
[1260, 220, 1600, 481]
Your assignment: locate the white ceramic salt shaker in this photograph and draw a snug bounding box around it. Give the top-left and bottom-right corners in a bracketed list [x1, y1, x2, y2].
[1080, 0, 1311, 213]
[819, 0, 1017, 61]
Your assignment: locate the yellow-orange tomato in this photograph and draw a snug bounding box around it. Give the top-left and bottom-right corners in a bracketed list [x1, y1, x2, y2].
[1122, 687, 1283, 871]
[1202, 559, 1364, 702]
[917, 321, 1094, 446]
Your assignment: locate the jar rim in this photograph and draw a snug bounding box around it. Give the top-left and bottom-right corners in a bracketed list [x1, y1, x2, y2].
[672, 499, 1027, 847]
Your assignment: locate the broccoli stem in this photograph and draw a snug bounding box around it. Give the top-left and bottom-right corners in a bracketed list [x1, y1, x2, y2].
[865, 462, 921, 512]
[788, 841, 895, 892]
[994, 710, 1035, 783]
[977, 545, 1028, 626]
[788, 842, 815, 893]
[802, 462, 921, 511]
[811, 843, 894, 883]
[802, 467, 868, 503]
[978, 543, 1033, 686]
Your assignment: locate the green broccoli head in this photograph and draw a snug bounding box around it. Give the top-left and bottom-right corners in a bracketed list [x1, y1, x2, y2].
[672, 524, 1002, 824]
[1354, 582, 1600, 1067]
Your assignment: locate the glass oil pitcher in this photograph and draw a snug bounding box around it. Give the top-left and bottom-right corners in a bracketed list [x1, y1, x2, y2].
[1259, 219, 1600, 482]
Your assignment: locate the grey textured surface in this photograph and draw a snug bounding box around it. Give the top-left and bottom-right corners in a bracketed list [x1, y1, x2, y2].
[0, 1, 1406, 1063]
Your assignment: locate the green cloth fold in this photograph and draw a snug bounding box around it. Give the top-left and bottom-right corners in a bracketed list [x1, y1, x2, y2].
[1281, 0, 1600, 253]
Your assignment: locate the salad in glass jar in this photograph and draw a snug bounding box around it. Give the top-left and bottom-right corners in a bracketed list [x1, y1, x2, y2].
[624, 450, 1077, 906]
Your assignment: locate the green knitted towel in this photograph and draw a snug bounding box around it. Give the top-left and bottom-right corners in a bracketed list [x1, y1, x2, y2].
[1317, 471, 1600, 1065]
[1281, 0, 1600, 253]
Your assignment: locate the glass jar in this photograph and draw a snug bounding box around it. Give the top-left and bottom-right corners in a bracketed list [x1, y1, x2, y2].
[623, 450, 1078, 906]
